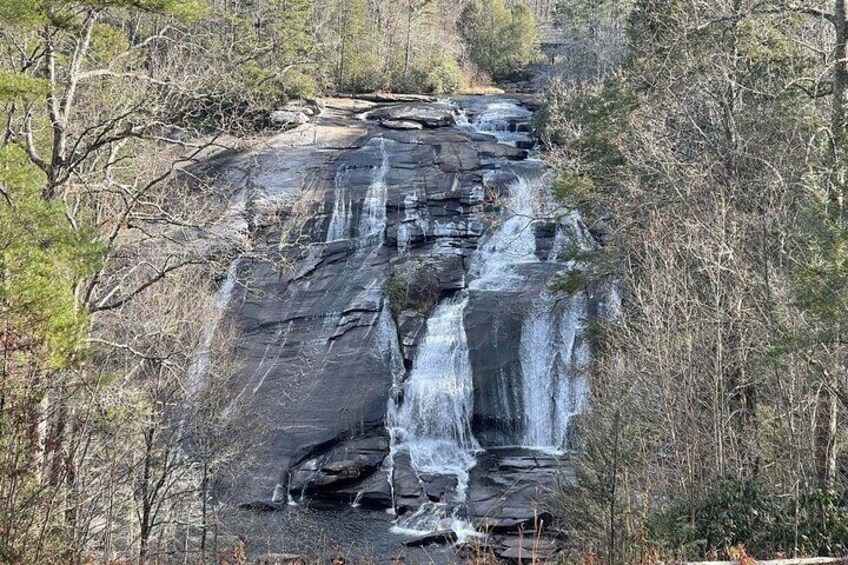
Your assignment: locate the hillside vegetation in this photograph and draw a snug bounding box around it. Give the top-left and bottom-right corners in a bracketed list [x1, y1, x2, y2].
[0, 1, 541, 562]
[539, 0, 848, 561]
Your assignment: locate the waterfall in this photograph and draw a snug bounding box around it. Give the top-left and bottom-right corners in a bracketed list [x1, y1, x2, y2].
[385, 99, 598, 540]
[390, 294, 479, 482]
[327, 138, 391, 243]
[520, 292, 589, 450]
[358, 137, 390, 244]
[468, 174, 539, 291]
[388, 293, 480, 538]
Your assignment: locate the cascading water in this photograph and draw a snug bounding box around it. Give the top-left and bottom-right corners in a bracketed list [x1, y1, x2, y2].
[468, 173, 540, 291]
[455, 100, 533, 147]
[390, 294, 479, 484]
[520, 292, 589, 450]
[518, 210, 595, 450]
[388, 294, 480, 538]
[384, 98, 599, 540]
[326, 165, 353, 242]
[358, 137, 390, 244]
[327, 137, 391, 244]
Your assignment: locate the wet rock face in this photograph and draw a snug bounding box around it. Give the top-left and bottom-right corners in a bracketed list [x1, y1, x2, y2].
[215, 96, 599, 556]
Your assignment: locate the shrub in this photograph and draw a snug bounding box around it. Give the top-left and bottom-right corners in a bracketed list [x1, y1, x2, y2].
[648, 481, 848, 559]
[384, 263, 443, 317]
[407, 54, 465, 95]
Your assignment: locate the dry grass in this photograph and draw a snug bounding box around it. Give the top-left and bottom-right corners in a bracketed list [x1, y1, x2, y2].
[458, 85, 507, 95]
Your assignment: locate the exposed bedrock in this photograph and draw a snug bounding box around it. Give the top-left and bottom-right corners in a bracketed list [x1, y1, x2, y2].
[209, 96, 608, 556]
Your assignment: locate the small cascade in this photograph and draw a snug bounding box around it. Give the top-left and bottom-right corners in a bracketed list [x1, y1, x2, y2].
[468, 175, 540, 291]
[186, 259, 241, 395]
[327, 138, 391, 244]
[391, 502, 479, 542]
[396, 192, 430, 254]
[452, 107, 472, 128]
[468, 100, 532, 147]
[358, 137, 391, 244]
[326, 166, 353, 242]
[520, 293, 590, 450]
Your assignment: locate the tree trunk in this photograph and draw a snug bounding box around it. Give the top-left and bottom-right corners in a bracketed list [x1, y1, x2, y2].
[815, 384, 838, 488]
[831, 0, 847, 212]
[403, 0, 413, 81]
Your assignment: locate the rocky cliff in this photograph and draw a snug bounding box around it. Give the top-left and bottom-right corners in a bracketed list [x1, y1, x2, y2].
[197, 96, 615, 559]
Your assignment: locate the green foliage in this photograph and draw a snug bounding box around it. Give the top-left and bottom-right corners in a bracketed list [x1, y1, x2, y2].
[0, 0, 208, 26]
[458, 0, 542, 80]
[0, 145, 101, 365]
[794, 220, 848, 334]
[112, 0, 209, 20]
[540, 83, 635, 177]
[0, 71, 48, 101]
[385, 274, 412, 317]
[649, 481, 848, 559]
[384, 264, 442, 317]
[552, 172, 596, 208]
[165, 0, 319, 131]
[550, 269, 590, 297]
[407, 53, 465, 95]
[335, 0, 383, 92]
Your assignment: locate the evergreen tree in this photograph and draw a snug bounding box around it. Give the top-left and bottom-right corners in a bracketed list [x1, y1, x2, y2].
[458, 0, 541, 80]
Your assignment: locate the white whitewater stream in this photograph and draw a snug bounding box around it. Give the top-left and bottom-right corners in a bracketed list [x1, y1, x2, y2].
[386, 99, 596, 539]
[388, 294, 481, 539]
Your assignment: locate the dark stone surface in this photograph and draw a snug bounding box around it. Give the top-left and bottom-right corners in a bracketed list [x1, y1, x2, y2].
[477, 142, 529, 161]
[366, 103, 456, 128]
[391, 452, 424, 515]
[402, 531, 458, 547]
[214, 95, 591, 561]
[289, 436, 389, 495]
[467, 449, 567, 532]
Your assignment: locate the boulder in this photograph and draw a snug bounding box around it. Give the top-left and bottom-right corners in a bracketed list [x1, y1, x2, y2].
[381, 119, 424, 131]
[402, 530, 458, 547]
[270, 110, 309, 128]
[477, 142, 529, 161]
[467, 450, 560, 533]
[281, 98, 323, 115]
[366, 104, 456, 128]
[419, 473, 459, 502]
[288, 436, 389, 494]
[391, 452, 424, 514]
